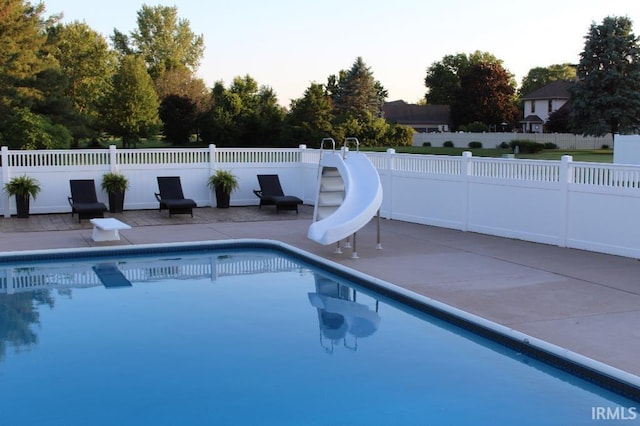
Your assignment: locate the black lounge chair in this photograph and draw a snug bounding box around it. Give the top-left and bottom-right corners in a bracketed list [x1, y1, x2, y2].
[253, 174, 303, 213]
[68, 179, 108, 223]
[154, 176, 197, 217]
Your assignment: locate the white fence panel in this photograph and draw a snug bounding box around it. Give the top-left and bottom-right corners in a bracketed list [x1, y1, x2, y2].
[566, 188, 640, 258]
[467, 180, 563, 246]
[3, 145, 640, 259]
[389, 171, 467, 230]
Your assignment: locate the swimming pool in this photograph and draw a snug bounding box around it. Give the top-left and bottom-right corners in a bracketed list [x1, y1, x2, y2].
[0, 240, 638, 425]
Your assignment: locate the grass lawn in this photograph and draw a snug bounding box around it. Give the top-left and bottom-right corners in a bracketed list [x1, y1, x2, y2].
[364, 146, 613, 163]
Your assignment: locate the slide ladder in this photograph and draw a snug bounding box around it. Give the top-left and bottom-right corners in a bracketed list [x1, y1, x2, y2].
[315, 166, 344, 221]
[308, 138, 383, 254]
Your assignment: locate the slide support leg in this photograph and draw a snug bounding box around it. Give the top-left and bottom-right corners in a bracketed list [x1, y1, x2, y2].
[376, 209, 383, 250]
[351, 232, 359, 259]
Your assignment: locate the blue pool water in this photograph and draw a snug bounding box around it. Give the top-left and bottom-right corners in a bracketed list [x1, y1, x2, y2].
[0, 243, 637, 425]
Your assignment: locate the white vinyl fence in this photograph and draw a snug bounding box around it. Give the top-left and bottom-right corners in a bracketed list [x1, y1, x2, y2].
[2, 145, 640, 259]
[413, 132, 614, 149]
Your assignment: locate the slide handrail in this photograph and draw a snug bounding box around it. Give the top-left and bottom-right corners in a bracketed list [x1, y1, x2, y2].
[343, 137, 360, 159]
[320, 137, 336, 152]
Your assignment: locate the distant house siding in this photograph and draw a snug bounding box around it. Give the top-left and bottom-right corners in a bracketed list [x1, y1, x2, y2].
[520, 80, 574, 133]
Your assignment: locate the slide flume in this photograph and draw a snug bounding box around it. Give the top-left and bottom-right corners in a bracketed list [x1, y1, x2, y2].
[307, 151, 382, 245]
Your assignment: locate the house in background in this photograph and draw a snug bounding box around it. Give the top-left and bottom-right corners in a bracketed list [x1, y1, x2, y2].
[382, 100, 451, 133]
[519, 80, 574, 133]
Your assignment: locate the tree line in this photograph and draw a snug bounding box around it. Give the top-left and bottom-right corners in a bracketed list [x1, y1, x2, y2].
[1, 2, 638, 151]
[0, 1, 412, 150]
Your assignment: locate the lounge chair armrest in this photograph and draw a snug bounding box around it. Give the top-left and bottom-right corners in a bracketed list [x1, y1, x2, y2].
[67, 196, 73, 207]
[154, 192, 161, 202]
[253, 189, 263, 199]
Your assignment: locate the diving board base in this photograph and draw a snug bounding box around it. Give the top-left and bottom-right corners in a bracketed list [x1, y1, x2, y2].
[90, 218, 131, 241]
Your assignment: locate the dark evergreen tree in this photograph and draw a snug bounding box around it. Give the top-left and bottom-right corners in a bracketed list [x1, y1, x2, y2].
[159, 95, 195, 144]
[328, 57, 387, 119]
[0, 0, 51, 110]
[570, 16, 640, 136]
[546, 104, 571, 133]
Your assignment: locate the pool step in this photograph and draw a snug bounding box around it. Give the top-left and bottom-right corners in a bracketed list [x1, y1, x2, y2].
[315, 167, 345, 221]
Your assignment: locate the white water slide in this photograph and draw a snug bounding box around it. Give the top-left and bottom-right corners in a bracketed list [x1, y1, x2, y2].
[307, 139, 383, 246]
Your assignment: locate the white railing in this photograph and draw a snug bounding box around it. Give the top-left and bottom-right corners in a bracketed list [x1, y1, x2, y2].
[472, 157, 560, 182]
[571, 162, 640, 188]
[391, 152, 463, 175]
[214, 148, 301, 164]
[2, 145, 640, 259]
[117, 147, 210, 165]
[6, 149, 109, 168]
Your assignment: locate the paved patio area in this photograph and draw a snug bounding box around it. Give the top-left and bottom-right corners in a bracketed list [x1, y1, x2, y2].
[1, 205, 639, 379]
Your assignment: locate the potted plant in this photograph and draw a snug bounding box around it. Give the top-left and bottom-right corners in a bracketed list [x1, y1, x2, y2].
[3, 175, 41, 218]
[101, 172, 129, 213]
[207, 169, 238, 208]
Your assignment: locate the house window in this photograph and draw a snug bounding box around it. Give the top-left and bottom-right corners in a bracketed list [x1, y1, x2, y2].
[548, 100, 553, 113]
[531, 101, 535, 114]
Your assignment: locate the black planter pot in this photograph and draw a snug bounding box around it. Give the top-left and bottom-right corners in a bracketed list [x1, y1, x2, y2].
[15, 195, 30, 218]
[215, 185, 230, 208]
[108, 190, 125, 213]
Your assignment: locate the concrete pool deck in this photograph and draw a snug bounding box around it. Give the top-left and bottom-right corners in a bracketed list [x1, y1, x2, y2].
[1, 205, 639, 379]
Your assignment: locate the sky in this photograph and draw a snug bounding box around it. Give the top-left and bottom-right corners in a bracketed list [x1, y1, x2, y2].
[42, 0, 640, 107]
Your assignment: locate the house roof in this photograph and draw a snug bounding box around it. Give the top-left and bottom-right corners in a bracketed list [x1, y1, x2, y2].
[382, 100, 450, 125]
[519, 115, 545, 124]
[520, 80, 574, 101]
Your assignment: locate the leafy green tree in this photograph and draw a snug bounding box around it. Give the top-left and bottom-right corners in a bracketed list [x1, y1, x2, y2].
[251, 86, 285, 146]
[154, 67, 209, 109]
[385, 123, 414, 146]
[0, 1, 85, 149]
[45, 21, 116, 145]
[570, 16, 640, 136]
[452, 62, 519, 130]
[424, 51, 502, 105]
[200, 76, 284, 147]
[154, 68, 210, 141]
[282, 83, 334, 147]
[122, 5, 204, 80]
[0, 107, 72, 149]
[103, 55, 161, 147]
[519, 63, 576, 96]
